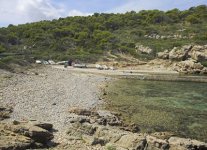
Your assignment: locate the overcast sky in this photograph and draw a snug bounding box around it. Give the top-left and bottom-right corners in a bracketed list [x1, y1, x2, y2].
[0, 0, 207, 27]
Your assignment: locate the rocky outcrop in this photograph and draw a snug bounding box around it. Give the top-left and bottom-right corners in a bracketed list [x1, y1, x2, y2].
[173, 59, 206, 74]
[168, 137, 207, 150]
[157, 50, 169, 59]
[65, 108, 207, 150]
[0, 124, 33, 150]
[189, 45, 207, 62]
[0, 121, 54, 150]
[135, 44, 153, 54]
[144, 34, 194, 40]
[168, 45, 192, 61]
[157, 45, 207, 74]
[68, 107, 122, 126]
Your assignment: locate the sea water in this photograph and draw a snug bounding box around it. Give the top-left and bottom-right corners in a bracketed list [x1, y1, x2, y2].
[106, 79, 207, 142]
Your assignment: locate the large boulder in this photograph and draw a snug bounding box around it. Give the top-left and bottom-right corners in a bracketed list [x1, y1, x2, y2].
[173, 59, 205, 74]
[115, 134, 146, 149]
[0, 123, 33, 150]
[169, 45, 192, 61]
[189, 45, 207, 62]
[146, 135, 169, 150]
[157, 50, 169, 59]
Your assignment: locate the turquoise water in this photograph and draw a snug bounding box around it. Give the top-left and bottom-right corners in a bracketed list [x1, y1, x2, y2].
[106, 79, 207, 142]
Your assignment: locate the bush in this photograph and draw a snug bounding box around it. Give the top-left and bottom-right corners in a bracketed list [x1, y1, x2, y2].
[0, 61, 13, 71]
[201, 61, 207, 67]
[0, 45, 6, 53]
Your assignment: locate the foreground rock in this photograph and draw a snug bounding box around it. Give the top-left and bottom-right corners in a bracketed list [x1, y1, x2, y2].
[0, 121, 54, 150]
[63, 108, 207, 150]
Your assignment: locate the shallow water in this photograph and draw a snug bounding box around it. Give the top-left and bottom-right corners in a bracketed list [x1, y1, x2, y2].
[106, 79, 207, 142]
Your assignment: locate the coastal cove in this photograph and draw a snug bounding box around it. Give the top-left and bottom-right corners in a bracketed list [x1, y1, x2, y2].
[105, 78, 207, 142]
[1, 66, 207, 149]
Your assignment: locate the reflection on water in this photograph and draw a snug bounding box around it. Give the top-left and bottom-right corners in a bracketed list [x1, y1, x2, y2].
[106, 79, 207, 142]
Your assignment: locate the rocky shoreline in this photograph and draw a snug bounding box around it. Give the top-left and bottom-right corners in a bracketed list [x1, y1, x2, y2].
[1, 107, 207, 150]
[0, 66, 207, 150]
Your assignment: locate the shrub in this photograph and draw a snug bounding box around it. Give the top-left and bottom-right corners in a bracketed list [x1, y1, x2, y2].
[201, 61, 207, 67]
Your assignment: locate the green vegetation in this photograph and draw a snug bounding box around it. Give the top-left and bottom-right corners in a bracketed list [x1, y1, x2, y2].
[107, 145, 116, 150]
[201, 61, 207, 67]
[0, 5, 207, 66]
[105, 79, 207, 142]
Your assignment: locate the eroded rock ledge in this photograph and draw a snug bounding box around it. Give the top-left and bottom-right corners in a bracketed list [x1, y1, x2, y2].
[0, 120, 54, 150]
[1, 107, 207, 150]
[64, 107, 207, 150]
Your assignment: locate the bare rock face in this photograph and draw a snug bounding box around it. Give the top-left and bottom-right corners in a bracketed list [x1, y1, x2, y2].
[66, 108, 207, 150]
[189, 45, 207, 62]
[0, 123, 33, 150]
[157, 45, 207, 74]
[66, 119, 147, 150]
[68, 107, 98, 116]
[173, 59, 206, 74]
[168, 137, 207, 150]
[0, 121, 54, 150]
[157, 50, 169, 59]
[169, 45, 192, 61]
[68, 108, 122, 126]
[146, 135, 169, 150]
[135, 44, 153, 54]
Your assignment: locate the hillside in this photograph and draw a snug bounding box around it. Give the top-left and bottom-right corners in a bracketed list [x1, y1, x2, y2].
[0, 5, 207, 69]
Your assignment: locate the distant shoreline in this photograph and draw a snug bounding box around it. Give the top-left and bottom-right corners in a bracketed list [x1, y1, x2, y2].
[53, 65, 207, 83]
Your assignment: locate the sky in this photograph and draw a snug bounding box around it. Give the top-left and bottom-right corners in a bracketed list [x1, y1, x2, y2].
[0, 0, 207, 27]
